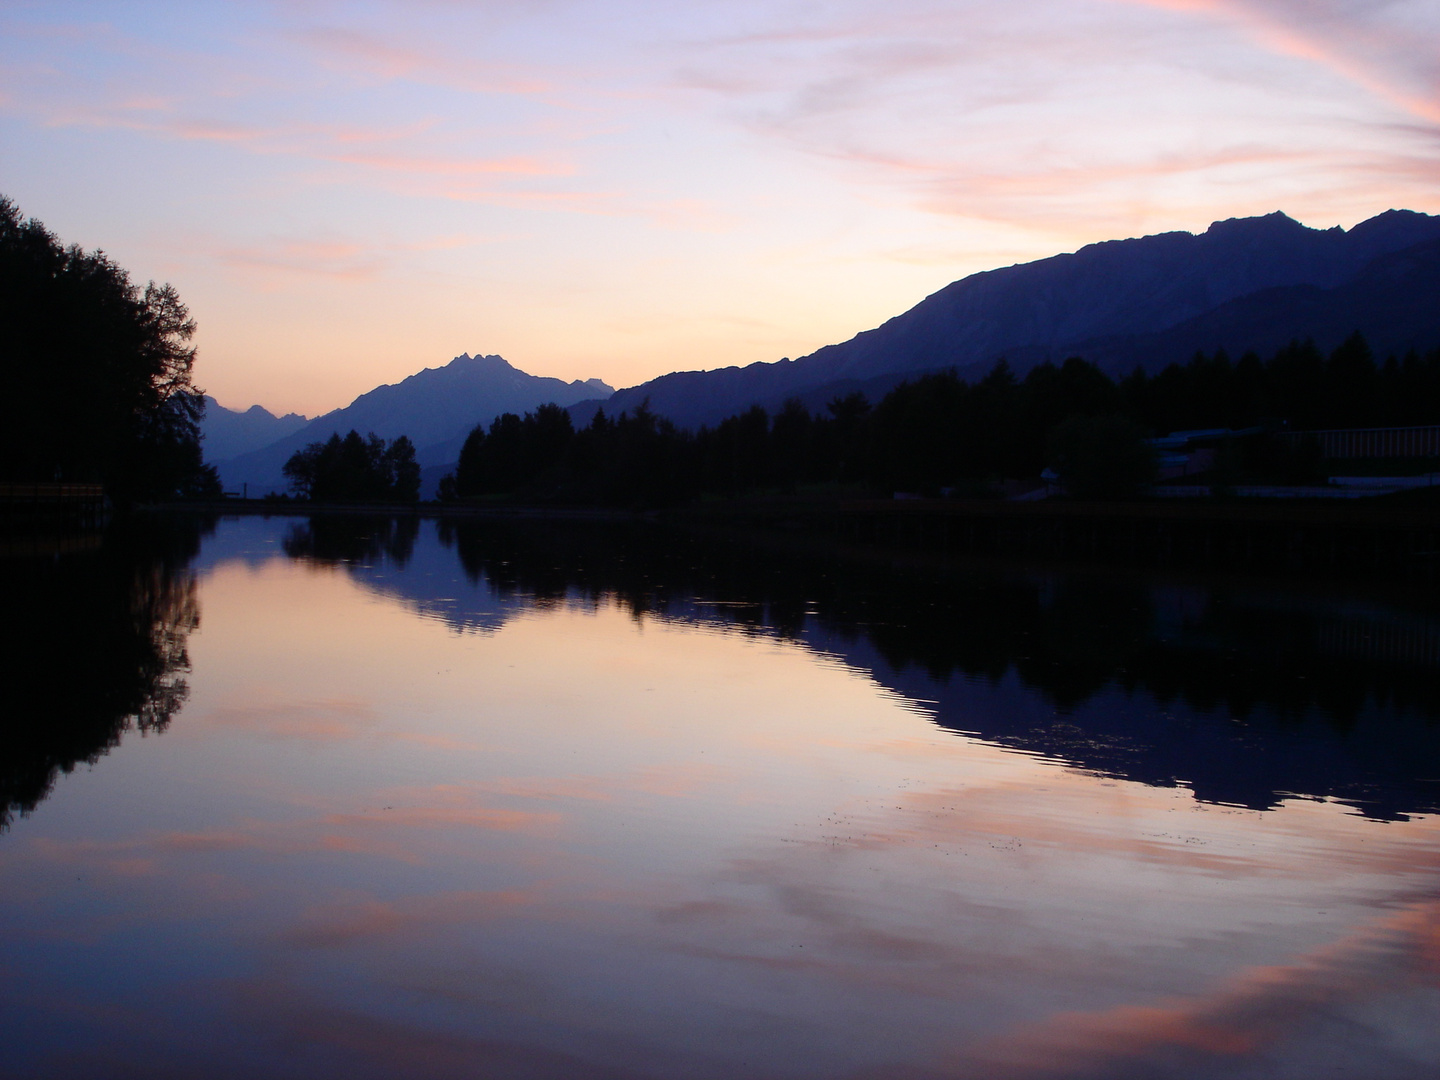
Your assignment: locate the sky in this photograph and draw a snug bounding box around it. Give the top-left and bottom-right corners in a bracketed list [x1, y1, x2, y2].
[2, 1, 1438, 417]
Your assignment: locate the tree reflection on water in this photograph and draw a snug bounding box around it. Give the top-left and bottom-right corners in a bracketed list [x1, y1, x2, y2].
[281, 513, 419, 568]
[417, 517, 1440, 821]
[12, 511, 1440, 827]
[0, 516, 209, 829]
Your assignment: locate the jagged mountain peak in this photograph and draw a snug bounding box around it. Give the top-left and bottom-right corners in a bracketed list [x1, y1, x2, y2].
[1203, 210, 1308, 236]
[200, 396, 311, 462]
[212, 352, 614, 496]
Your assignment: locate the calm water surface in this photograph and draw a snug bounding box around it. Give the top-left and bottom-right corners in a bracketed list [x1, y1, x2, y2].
[3, 514, 1439, 1079]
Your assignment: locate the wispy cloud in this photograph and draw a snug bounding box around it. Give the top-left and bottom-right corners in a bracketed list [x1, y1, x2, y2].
[37, 98, 576, 187]
[665, 0, 1440, 234]
[13, 88, 703, 221]
[186, 226, 509, 289]
[288, 24, 556, 97]
[1114, 0, 1440, 125]
[328, 151, 568, 177]
[5, 0, 1439, 405]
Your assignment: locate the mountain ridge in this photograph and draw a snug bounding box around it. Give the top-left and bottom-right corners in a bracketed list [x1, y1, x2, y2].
[586, 209, 1440, 430]
[1067, 236, 1440, 374]
[200, 397, 310, 462]
[213, 353, 612, 496]
[213, 208, 1440, 493]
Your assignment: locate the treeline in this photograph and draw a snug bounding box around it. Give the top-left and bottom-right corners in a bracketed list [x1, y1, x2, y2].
[0, 196, 218, 501]
[1118, 332, 1440, 432]
[283, 431, 420, 502]
[444, 333, 1440, 504]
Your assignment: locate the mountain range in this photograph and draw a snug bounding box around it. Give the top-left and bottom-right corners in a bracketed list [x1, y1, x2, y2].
[205, 208, 1440, 492]
[200, 397, 310, 462]
[586, 209, 1440, 429]
[206, 354, 612, 496]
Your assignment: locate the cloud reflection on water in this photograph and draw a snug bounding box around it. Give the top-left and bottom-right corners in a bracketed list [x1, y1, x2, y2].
[962, 901, 1440, 1080]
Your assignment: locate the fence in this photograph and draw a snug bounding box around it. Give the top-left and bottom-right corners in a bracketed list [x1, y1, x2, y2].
[1277, 426, 1440, 459]
[0, 483, 108, 527]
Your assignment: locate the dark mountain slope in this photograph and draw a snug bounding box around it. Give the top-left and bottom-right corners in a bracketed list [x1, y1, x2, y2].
[1076, 236, 1440, 374]
[568, 366, 955, 432]
[589, 210, 1440, 429]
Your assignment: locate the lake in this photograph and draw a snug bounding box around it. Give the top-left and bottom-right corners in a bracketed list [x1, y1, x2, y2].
[3, 512, 1439, 1079]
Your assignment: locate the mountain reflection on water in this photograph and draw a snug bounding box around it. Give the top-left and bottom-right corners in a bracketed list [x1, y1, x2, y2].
[0, 516, 208, 830]
[275, 514, 1440, 822]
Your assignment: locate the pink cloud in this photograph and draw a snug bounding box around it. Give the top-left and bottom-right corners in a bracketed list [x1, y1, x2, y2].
[1113, 0, 1440, 125]
[329, 150, 569, 178]
[663, 0, 1440, 236]
[218, 244, 384, 282]
[433, 185, 637, 216]
[290, 25, 555, 97]
[395, 232, 503, 252]
[15, 87, 591, 212]
[800, 142, 1318, 223]
[170, 117, 268, 142]
[184, 225, 507, 287]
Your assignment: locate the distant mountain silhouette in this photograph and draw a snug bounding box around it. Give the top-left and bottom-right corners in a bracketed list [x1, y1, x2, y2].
[214, 354, 613, 496]
[200, 397, 310, 462]
[585, 209, 1440, 429]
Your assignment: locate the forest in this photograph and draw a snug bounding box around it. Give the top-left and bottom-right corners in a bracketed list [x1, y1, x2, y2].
[444, 333, 1440, 505]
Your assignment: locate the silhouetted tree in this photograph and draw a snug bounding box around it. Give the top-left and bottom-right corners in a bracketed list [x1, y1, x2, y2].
[868, 372, 970, 492]
[769, 398, 812, 492]
[1048, 414, 1156, 498]
[386, 435, 421, 502]
[0, 195, 217, 500]
[454, 404, 575, 497]
[820, 392, 872, 484]
[283, 430, 421, 502]
[1322, 332, 1380, 427]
